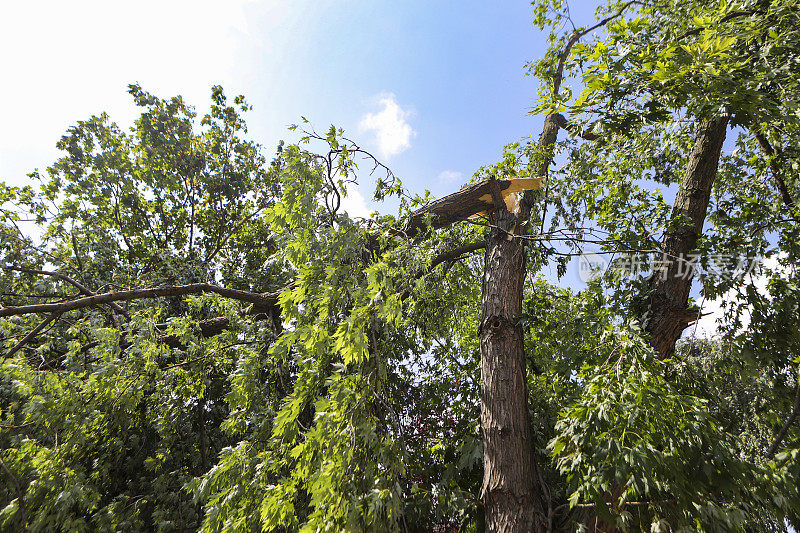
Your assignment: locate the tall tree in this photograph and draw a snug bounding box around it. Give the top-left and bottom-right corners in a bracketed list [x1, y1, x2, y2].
[3, 0, 800, 531]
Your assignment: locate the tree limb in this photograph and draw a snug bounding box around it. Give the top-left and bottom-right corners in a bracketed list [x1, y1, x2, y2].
[0, 456, 26, 528]
[0, 283, 282, 318]
[751, 127, 796, 211]
[524, 0, 638, 209]
[2, 265, 131, 319]
[153, 242, 486, 345]
[156, 316, 232, 349]
[676, 10, 756, 41]
[645, 115, 729, 359]
[4, 312, 61, 358]
[421, 241, 487, 277]
[767, 374, 800, 458]
[3, 239, 485, 351]
[405, 178, 541, 237]
[552, 113, 601, 141]
[519, 5, 637, 219]
[552, 0, 640, 96]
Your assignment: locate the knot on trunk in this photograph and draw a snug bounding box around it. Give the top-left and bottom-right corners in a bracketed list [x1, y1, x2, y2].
[479, 315, 514, 335]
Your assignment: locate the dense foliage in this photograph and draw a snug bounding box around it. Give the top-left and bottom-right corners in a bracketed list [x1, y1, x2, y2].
[2, 0, 800, 531]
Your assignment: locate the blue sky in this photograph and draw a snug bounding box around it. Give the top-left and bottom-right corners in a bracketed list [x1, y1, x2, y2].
[0, 0, 743, 336]
[0, 0, 600, 205]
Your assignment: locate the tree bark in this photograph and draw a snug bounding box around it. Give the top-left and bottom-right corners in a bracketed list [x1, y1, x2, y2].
[646, 115, 729, 358]
[475, 101, 561, 533]
[480, 204, 544, 532]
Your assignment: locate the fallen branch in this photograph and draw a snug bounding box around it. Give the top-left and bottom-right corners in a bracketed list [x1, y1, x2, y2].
[405, 178, 542, 237]
[2, 237, 487, 355]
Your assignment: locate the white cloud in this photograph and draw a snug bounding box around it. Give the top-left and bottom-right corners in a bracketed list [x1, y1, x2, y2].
[358, 93, 415, 159]
[340, 183, 371, 219]
[437, 170, 463, 183]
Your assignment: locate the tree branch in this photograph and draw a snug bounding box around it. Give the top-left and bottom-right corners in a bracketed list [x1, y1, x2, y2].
[552, 1, 640, 96]
[767, 374, 800, 458]
[405, 178, 542, 237]
[156, 316, 231, 349]
[423, 241, 487, 277]
[3, 240, 485, 351]
[552, 113, 601, 141]
[0, 456, 26, 528]
[751, 127, 796, 211]
[677, 10, 756, 41]
[4, 312, 61, 358]
[0, 283, 282, 318]
[520, 5, 637, 220]
[2, 265, 132, 319]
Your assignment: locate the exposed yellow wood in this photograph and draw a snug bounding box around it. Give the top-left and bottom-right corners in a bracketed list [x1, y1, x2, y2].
[469, 177, 544, 219]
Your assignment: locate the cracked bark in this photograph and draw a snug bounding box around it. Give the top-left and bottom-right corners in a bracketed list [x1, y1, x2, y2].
[645, 115, 729, 358]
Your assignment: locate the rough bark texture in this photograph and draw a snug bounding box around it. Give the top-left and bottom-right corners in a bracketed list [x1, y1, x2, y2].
[646, 115, 729, 358]
[480, 206, 543, 532]
[473, 113, 559, 533]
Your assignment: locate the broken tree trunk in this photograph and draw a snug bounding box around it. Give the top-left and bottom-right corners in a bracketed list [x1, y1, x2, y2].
[645, 115, 729, 358]
[480, 200, 544, 532]
[473, 113, 559, 533]
[406, 177, 541, 237]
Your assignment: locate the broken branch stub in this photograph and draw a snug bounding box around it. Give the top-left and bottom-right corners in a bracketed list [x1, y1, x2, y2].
[406, 177, 542, 237]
